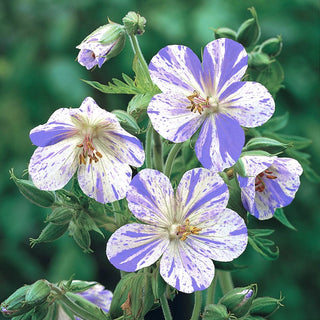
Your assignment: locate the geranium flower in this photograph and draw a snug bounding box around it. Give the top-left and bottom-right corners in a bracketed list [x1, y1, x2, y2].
[106, 168, 248, 293]
[76, 22, 126, 70]
[147, 38, 275, 171]
[28, 97, 145, 203]
[237, 155, 303, 219]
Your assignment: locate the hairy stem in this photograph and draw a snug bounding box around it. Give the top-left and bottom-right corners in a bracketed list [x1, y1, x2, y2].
[160, 292, 173, 320]
[190, 291, 202, 320]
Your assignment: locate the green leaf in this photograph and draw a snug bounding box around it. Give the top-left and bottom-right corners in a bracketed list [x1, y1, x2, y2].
[132, 53, 153, 91]
[301, 164, 320, 183]
[260, 112, 289, 132]
[81, 74, 144, 94]
[274, 208, 297, 231]
[214, 261, 248, 271]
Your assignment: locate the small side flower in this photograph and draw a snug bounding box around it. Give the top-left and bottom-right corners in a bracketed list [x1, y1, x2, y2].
[237, 155, 303, 219]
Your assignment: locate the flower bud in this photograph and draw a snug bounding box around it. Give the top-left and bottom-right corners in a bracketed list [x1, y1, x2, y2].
[219, 284, 257, 318]
[45, 207, 74, 225]
[122, 11, 147, 35]
[248, 52, 273, 70]
[249, 296, 284, 317]
[30, 222, 69, 247]
[112, 109, 141, 135]
[260, 36, 283, 57]
[10, 170, 56, 208]
[1, 285, 32, 317]
[245, 137, 288, 154]
[127, 92, 154, 123]
[25, 280, 51, 307]
[236, 7, 261, 48]
[76, 21, 126, 70]
[214, 28, 237, 40]
[202, 304, 229, 320]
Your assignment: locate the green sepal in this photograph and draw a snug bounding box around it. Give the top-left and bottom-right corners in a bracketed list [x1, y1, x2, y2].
[249, 296, 284, 317]
[25, 280, 51, 307]
[236, 7, 260, 48]
[248, 228, 279, 261]
[273, 208, 297, 231]
[219, 284, 257, 318]
[60, 280, 97, 294]
[30, 303, 49, 320]
[214, 27, 237, 40]
[248, 52, 273, 70]
[260, 36, 283, 57]
[202, 304, 229, 320]
[29, 223, 69, 247]
[112, 109, 141, 135]
[123, 11, 147, 35]
[244, 137, 288, 154]
[10, 308, 35, 320]
[45, 207, 74, 225]
[10, 170, 56, 208]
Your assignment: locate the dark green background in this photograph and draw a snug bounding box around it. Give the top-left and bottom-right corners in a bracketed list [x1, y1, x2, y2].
[0, 0, 319, 319]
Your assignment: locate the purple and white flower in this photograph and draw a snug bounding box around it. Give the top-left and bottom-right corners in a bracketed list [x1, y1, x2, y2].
[237, 155, 303, 220]
[106, 168, 248, 293]
[147, 38, 275, 171]
[28, 97, 145, 203]
[76, 23, 126, 70]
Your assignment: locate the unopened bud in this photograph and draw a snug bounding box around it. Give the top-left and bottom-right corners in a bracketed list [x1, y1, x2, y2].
[76, 21, 126, 70]
[25, 280, 51, 307]
[219, 284, 257, 318]
[202, 304, 229, 320]
[260, 36, 283, 57]
[237, 7, 261, 48]
[10, 170, 56, 208]
[127, 92, 154, 123]
[112, 110, 141, 135]
[46, 207, 74, 225]
[248, 52, 273, 69]
[214, 28, 237, 40]
[249, 296, 284, 317]
[245, 137, 288, 154]
[123, 11, 146, 35]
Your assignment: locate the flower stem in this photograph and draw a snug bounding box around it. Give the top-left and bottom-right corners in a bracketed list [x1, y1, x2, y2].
[190, 291, 202, 320]
[160, 292, 173, 320]
[153, 129, 164, 171]
[111, 200, 124, 227]
[145, 123, 153, 169]
[205, 274, 218, 306]
[164, 143, 183, 178]
[217, 270, 234, 295]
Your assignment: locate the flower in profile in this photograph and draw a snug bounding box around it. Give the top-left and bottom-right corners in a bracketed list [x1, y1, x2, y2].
[237, 155, 303, 219]
[28, 97, 145, 203]
[76, 22, 126, 70]
[147, 38, 275, 171]
[106, 168, 248, 293]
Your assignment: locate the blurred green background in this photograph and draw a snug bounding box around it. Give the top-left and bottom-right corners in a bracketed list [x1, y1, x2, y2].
[0, 0, 319, 319]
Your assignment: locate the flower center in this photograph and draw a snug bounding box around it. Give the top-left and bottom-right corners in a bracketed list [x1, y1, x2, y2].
[169, 219, 202, 241]
[186, 90, 219, 114]
[77, 134, 102, 165]
[255, 169, 277, 192]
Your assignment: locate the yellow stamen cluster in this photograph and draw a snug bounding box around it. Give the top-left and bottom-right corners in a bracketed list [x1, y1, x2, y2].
[77, 140, 103, 165]
[178, 219, 202, 241]
[187, 90, 210, 115]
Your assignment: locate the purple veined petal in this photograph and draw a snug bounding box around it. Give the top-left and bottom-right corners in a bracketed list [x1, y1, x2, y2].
[77, 49, 99, 70]
[186, 208, 248, 262]
[106, 223, 169, 272]
[103, 127, 145, 167]
[238, 155, 275, 178]
[220, 81, 275, 128]
[149, 45, 204, 95]
[148, 92, 204, 143]
[239, 176, 256, 213]
[175, 168, 229, 223]
[77, 155, 131, 203]
[127, 169, 175, 227]
[202, 38, 248, 96]
[252, 157, 303, 220]
[160, 240, 214, 293]
[28, 137, 80, 190]
[195, 113, 244, 171]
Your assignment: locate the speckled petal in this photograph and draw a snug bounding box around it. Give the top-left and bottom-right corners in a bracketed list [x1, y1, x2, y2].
[148, 92, 204, 143]
[195, 113, 244, 171]
[126, 169, 175, 227]
[220, 81, 275, 127]
[28, 137, 80, 190]
[106, 223, 169, 272]
[202, 38, 248, 96]
[77, 156, 131, 203]
[186, 208, 248, 261]
[77, 49, 99, 70]
[160, 240, 214, 293]
[149, 45, 204, 95]
[175, 168, 229, 223]
[252, 157, 303, 219]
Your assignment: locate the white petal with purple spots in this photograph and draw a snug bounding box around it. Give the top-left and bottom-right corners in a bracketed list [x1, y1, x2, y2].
[175, 168, 229, 223]
[160, 240, 215, 293]
[107, 223, 169, 272]
[195, 113, 244, 171]
[127, 169, 175, 227]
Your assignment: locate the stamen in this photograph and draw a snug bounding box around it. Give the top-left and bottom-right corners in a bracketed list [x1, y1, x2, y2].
[186, 90, 209, 115]
[255, 169, 277, 192]
[77, 135, 103, 165]
[177, 219, 202, 241]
